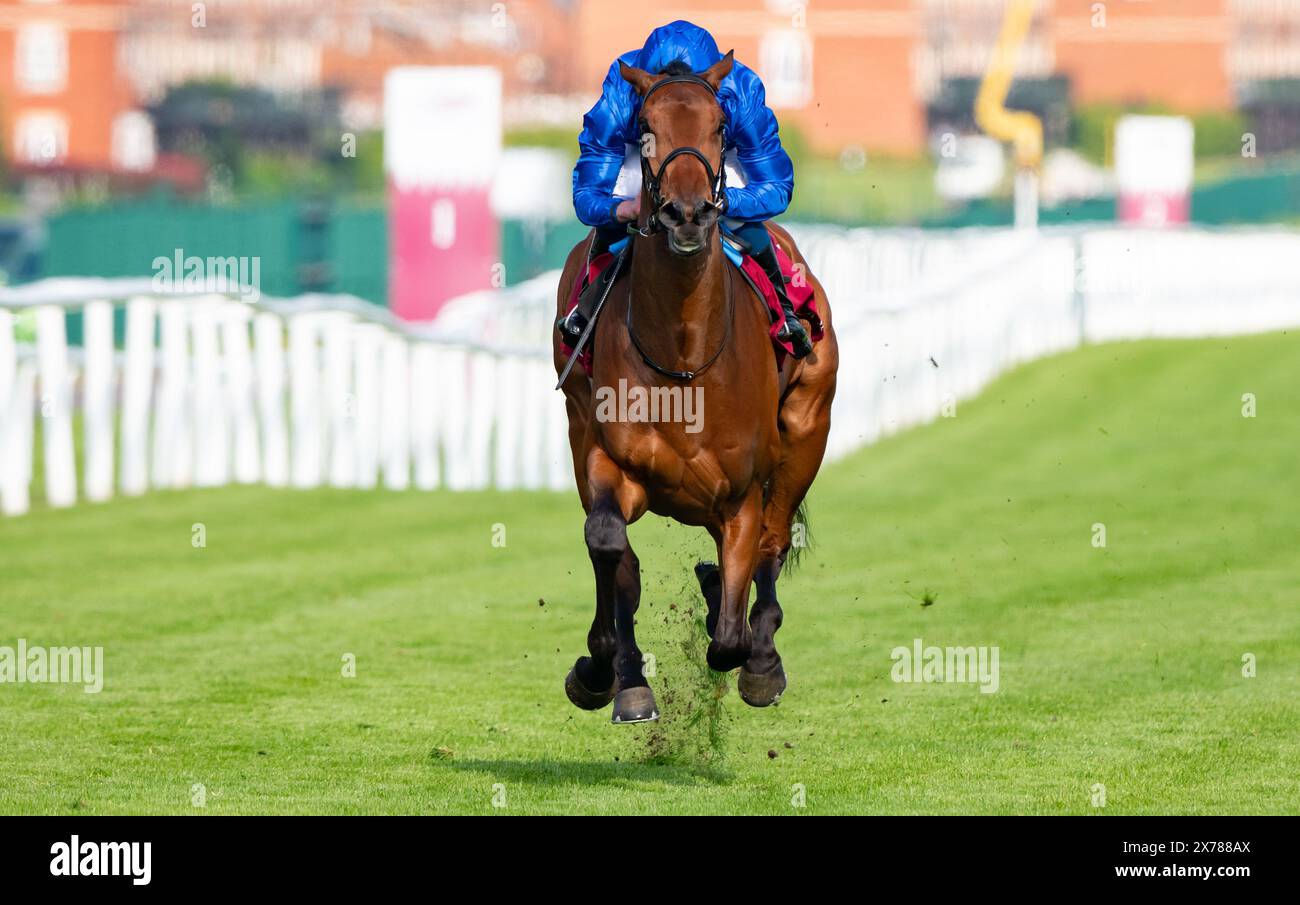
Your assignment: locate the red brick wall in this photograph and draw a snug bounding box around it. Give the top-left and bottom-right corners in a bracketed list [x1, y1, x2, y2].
[571, 0, 1237, 157]
[1052, 0, 1232, 111]
[572, 0, 922, 154]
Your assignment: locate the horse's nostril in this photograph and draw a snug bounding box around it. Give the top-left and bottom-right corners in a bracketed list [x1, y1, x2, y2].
[662, 200, 715, 225]
[660, 201, 684, 224]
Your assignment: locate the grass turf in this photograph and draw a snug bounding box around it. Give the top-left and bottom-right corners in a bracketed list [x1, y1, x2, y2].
[1, 331, 1297, 815]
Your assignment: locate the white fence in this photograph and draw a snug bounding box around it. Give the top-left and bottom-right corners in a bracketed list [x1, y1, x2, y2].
[0, 279, 572, 517]
[437, 223, 1300, 463]
[3, 225, 1300, 517]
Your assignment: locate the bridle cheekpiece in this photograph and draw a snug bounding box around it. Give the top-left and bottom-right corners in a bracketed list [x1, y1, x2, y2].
[634, 74, 728, 237]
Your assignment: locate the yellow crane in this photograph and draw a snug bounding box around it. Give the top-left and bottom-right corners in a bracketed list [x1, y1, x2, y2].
[975, 0, 1044, 229]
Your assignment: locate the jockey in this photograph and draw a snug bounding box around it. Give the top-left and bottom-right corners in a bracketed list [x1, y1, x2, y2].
[559, 19, 813, 359]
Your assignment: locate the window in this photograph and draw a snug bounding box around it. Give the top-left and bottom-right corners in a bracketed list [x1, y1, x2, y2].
[16, 24, 68, 94]
[112, 111, 157, 172]
[15, 111, 68, 165]
[760, 29, 813, 110]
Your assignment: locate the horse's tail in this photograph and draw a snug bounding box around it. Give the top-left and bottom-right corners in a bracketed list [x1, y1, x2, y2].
[785, 499, 811, 574]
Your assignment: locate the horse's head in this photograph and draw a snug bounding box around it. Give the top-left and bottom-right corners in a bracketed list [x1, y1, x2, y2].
[620, 52, 734, 256]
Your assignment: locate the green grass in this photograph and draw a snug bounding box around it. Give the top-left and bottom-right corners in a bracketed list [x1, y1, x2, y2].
[2, 331, 1298, 814]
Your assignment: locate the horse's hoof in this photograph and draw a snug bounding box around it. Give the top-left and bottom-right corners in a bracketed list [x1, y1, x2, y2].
[611, 686, 659, 724]
[737, 665, 787, 707]
[565, 663, 617, 711]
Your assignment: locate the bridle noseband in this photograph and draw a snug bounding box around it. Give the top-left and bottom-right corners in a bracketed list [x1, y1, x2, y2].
[634, 74, 728, 237]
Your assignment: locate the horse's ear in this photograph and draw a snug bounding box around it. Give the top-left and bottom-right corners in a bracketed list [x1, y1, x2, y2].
[700, 50, 734, 90]
[619, 61, 657, 97]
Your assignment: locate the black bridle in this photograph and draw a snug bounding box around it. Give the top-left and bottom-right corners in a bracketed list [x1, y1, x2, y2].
[633, 74, 728, 237]
[620, 72, 735, 381]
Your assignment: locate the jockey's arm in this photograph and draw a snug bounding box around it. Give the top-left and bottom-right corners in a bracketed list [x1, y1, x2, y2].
[723, 71, 794, 222]
[572, 59, 638, 228]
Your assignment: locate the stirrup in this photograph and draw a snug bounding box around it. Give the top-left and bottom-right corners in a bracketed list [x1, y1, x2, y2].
[776, 317, 814, 359]
[557, 309, 587, 347]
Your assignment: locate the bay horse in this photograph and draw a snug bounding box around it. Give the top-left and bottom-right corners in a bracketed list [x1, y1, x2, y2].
[553, 51, 838, 723]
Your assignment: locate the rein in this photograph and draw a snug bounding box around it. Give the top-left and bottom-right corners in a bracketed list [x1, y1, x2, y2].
[624, 243, 734, 382]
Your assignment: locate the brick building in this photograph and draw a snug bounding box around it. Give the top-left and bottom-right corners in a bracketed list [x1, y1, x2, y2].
[0, 0, 142, 172]
[571, 0, 1300, 154]
[3, 0, 1300, 172]
[0, 0, 575, 172]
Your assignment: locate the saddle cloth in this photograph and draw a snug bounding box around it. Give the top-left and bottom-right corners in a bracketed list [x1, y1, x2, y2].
[561, 229, 824, 376]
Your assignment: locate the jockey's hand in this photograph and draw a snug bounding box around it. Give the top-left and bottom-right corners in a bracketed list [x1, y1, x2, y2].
[615, 197, 641, 223]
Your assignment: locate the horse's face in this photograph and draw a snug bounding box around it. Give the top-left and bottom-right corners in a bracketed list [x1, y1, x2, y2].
[620, 53, 734, 256]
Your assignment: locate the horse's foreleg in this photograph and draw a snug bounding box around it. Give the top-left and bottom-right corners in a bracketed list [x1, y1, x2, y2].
[609, 541, 657, 722]
[565, 497, 619, 710]
[565, 451, 623, 710]
[566, 448, 656, 722]
[706, 485, 763, 672]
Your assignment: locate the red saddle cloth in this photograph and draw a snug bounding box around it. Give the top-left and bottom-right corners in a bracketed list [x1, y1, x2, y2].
[561, 231, 824, 376]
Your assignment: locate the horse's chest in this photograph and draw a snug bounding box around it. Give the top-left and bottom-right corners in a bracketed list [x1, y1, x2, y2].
[589, 284, 781, 511]
[596, 398, 772, 510]
[599, 420, 695, 486]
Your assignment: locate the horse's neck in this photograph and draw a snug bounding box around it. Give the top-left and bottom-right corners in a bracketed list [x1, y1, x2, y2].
[630, 235, 727, 370]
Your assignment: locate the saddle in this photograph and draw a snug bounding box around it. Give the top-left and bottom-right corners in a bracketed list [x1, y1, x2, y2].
[560, 228, 824, 376]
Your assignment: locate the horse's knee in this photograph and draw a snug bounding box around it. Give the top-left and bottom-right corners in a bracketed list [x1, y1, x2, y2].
[584, 506, 627, 561]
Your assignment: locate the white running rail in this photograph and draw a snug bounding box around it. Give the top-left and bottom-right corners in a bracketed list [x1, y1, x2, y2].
[3, 224, 1300, 516]
[0, 276, 572, 516]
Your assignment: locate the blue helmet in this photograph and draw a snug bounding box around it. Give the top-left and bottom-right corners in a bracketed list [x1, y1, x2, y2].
[572, 20, 795, 228]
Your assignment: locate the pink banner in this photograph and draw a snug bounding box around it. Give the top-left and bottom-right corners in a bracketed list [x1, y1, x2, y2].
[1118, 192, 1189, 228]
[384, 67, 501, 322]
[388, 185, 498, 321]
